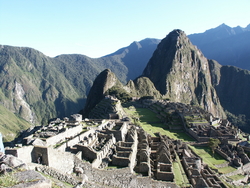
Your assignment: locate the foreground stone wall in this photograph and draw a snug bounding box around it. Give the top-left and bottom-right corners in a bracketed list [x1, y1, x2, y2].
[47, 147, 75, 174]
[74, 157, 179, 188]
[5, 146, 34, 164]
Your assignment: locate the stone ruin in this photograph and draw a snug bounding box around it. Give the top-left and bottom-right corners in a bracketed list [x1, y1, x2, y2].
[215, 139, 250, 168]
[3, 99, 250, 187]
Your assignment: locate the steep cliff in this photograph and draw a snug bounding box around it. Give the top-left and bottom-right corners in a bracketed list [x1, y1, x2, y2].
[82, 69, 124, 117]
[82, 69, 162, 117]
[142, 30, 225, 118]
[209, 61, 250, 129]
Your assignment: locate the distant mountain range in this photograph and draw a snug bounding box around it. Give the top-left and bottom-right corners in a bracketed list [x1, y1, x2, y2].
[189, 23, 250, 70]
[1, 23, 250, 140]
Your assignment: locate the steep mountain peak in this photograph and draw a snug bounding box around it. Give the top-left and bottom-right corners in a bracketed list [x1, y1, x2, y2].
[129, 41, 142, 50]
[143, 29, 225, 118]
[82, 69, 123, 117]
[246, 24, 250, 30]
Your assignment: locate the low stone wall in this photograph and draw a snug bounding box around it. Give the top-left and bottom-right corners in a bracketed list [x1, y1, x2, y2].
[187, 129, 209, 142]
[56, 129, 95, 151]
[215, 148, 231, 161]
[46, 125, 83, 146]
[73, 157, 180, 188]
[36, 165, 78, 186]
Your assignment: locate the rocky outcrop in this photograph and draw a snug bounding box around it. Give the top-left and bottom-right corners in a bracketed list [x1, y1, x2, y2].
[82, 69, 124, 117]
[142, 30, 225, 118]
[0, 152, 51, 187]
[82, 67, 165, 117]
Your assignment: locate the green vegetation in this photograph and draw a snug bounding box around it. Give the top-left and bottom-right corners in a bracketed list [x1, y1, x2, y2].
[0, 172, 18, 187]
[106, 86, 132, 103]
[208, 138, 221, 156]
[173, 154, 190, 187]
[188, 145, 236, 174]
[124, 106, 194, 141]
[0, 105, 31, 142]
[218, 166, 237, 174]
[228, 174, 245, 181]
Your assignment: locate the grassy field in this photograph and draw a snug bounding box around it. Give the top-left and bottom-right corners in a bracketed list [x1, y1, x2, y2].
[173, 154, 190, 187]
[0, 105, 31, 141]
[189, 145, 237, 174]
[228, 174, 246, 181]
[124, 106, 194, 141]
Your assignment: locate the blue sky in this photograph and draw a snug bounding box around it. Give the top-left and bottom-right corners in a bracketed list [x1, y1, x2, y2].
[1, 0, 249, 58]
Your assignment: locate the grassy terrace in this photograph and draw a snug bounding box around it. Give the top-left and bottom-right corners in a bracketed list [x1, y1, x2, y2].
[173, 154, 190, 187]
[124, 106, 194, 142]
[189, 146, 236, 174]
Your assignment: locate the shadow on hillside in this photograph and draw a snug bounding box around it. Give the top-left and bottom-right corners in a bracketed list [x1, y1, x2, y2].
[53, 97, 86, 121]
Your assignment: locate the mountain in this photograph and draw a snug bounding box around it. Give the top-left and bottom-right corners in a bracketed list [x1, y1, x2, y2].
[209, 61, 250, 131]
[0, 39, 159, 140]
[84, 29, 250, 133]
[1, 23, 250, 140]
[82, 69, 124, 117]
[82, 69, 161, 118]
[0, 46, 83, 123]
[142, 29, 225, 118]
[104, 38, 160, 80]
[188, 24, 250, 70]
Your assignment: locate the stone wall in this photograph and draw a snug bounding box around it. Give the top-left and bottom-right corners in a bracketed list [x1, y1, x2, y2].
[45, 125, 83, 146]
[187, 129, 210, 142]
[47, 147, 75, 174]
[56, 129, 95, 151]
[36, 165, 78, 186]
[215, 148, 231, 161]
[73, 157, 180, 188]
[5, 145, 34, 164]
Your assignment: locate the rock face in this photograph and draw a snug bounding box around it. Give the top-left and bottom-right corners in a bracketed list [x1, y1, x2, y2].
[82, 69, 124, 117]
[209, 61, 250, 122]
[82, 69, 162, 117]
[142, 30, 225, 118]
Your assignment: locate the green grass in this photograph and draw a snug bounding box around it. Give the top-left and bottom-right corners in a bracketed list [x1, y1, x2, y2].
[228, 174, 245, 181]
[124, 106, 194, 141]
[0, 105, 31, 142]
[188, 146, 237, 174]
[173, 154, 190, 187]
[0, 172, 19, 187]
[218, 166, 237, 174]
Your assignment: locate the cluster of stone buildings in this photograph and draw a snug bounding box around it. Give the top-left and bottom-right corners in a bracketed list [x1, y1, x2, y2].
[2, 98, 250, 187]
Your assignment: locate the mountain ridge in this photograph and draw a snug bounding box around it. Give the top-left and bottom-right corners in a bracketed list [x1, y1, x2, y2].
[1, 23, 250, 141]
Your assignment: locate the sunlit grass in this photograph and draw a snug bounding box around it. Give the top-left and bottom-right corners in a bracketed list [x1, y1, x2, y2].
[228, 174, 245, 181]
[188, 145, 237, 175]
[173, 155, 190, 187]
[218, 166, 237, 174]
[0, 173, 19, 187]
[124, 106, 194, 141]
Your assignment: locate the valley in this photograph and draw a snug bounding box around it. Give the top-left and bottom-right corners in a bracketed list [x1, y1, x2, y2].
[1, 25, 250, 187]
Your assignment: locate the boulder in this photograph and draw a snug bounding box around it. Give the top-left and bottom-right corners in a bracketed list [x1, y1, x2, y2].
[12, 170, 51, 188]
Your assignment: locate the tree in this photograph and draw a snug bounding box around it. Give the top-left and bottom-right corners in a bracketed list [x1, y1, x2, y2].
[208, 138, 221, 157]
